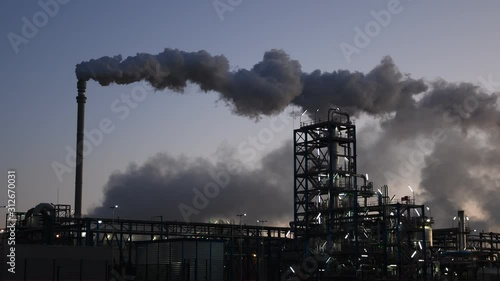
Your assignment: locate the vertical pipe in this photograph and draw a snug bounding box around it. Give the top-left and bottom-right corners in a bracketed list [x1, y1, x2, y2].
[458, 210, 465, 251]
[75, 80, 87, 218]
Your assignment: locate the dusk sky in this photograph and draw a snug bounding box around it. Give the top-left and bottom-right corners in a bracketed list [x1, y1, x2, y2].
[1, 1, 500, 230]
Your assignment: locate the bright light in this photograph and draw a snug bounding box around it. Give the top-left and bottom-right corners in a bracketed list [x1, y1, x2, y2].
[366, 174, 369, 181]
[418, 241, 422, 250]
[344, 157, 349, 162]
[56, 234, 60, 238]
[345, 233, 349, 239]
[408, 185, 413, 192]
[98, 220, 102, 224]
[453, 216, 457, 221]
[377, 189, 382, 195]
[411, 251, 417, 258]
[286, 231, 291, 237]
[415, 209, 421, 216]
[361, 254, 368, 258]
[466, 216, 469, 221]
[301, 110, 308, 116]
[316, 213, 321, 220]
[426, 207, 430, 211]
[289, 266, 295, 274]
[326, 257, 332, 263]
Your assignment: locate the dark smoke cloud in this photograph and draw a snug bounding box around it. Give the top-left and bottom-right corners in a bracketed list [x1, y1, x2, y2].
[356, 80, 500, 229]
[90, 142, 293, 225]
[76, 49, 302, 118]
[76, 50, 426, 118]
[294, 56, 428, 116]
[82, 48, 500, 231]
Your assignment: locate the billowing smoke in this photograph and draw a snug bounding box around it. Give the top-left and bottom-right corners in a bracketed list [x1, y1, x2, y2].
[295, 56, 428, 116]
[82, 49, 500, 230]
[356, 80, 500, 229]
[76, 49, 425, 118]
[90, 141, 294, 225]
[76, 49, 302, 118]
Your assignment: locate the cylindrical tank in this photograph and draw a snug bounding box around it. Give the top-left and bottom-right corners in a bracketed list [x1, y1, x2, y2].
[425, 225, 433, 247]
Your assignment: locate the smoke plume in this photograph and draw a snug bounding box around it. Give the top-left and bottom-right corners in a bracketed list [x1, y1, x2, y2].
[90, 142, 294, 225]
[76, 49, 302, 118]
[82, 49, 500, 230]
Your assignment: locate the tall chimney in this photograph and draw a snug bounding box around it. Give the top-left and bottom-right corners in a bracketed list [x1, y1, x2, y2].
[75, 80, 87, 218]
[458, 210, 466, 251]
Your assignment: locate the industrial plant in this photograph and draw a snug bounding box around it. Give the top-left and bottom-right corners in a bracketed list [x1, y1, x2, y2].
[2, 77, 500, 281]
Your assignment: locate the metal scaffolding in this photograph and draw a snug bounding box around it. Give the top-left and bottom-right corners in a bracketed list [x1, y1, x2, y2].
[292, 109, 428, 280]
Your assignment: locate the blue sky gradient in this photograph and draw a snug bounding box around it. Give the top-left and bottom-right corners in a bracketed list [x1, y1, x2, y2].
[1, 1, 500, 227]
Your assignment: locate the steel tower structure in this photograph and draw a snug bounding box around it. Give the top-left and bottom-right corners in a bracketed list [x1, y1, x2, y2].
[292, 109, 428, 280]
[293, 109, 358, 263]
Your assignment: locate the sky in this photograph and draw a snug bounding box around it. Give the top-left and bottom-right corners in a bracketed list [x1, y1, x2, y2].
[1, 1, 500, 230]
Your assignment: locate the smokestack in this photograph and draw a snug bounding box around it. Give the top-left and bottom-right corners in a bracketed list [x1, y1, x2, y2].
[458, 210, 466, 251]
[74, 80, 87, 218]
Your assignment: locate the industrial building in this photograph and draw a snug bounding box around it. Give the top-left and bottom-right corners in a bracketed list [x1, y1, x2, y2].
[2, 81, 500, 280]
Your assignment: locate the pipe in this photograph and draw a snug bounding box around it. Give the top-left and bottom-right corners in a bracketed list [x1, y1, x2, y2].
[458, 210, 466, 251]
[75, 80, 87, 218]
[353, 174, 367, 188]
[328, 108, 351, 123]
